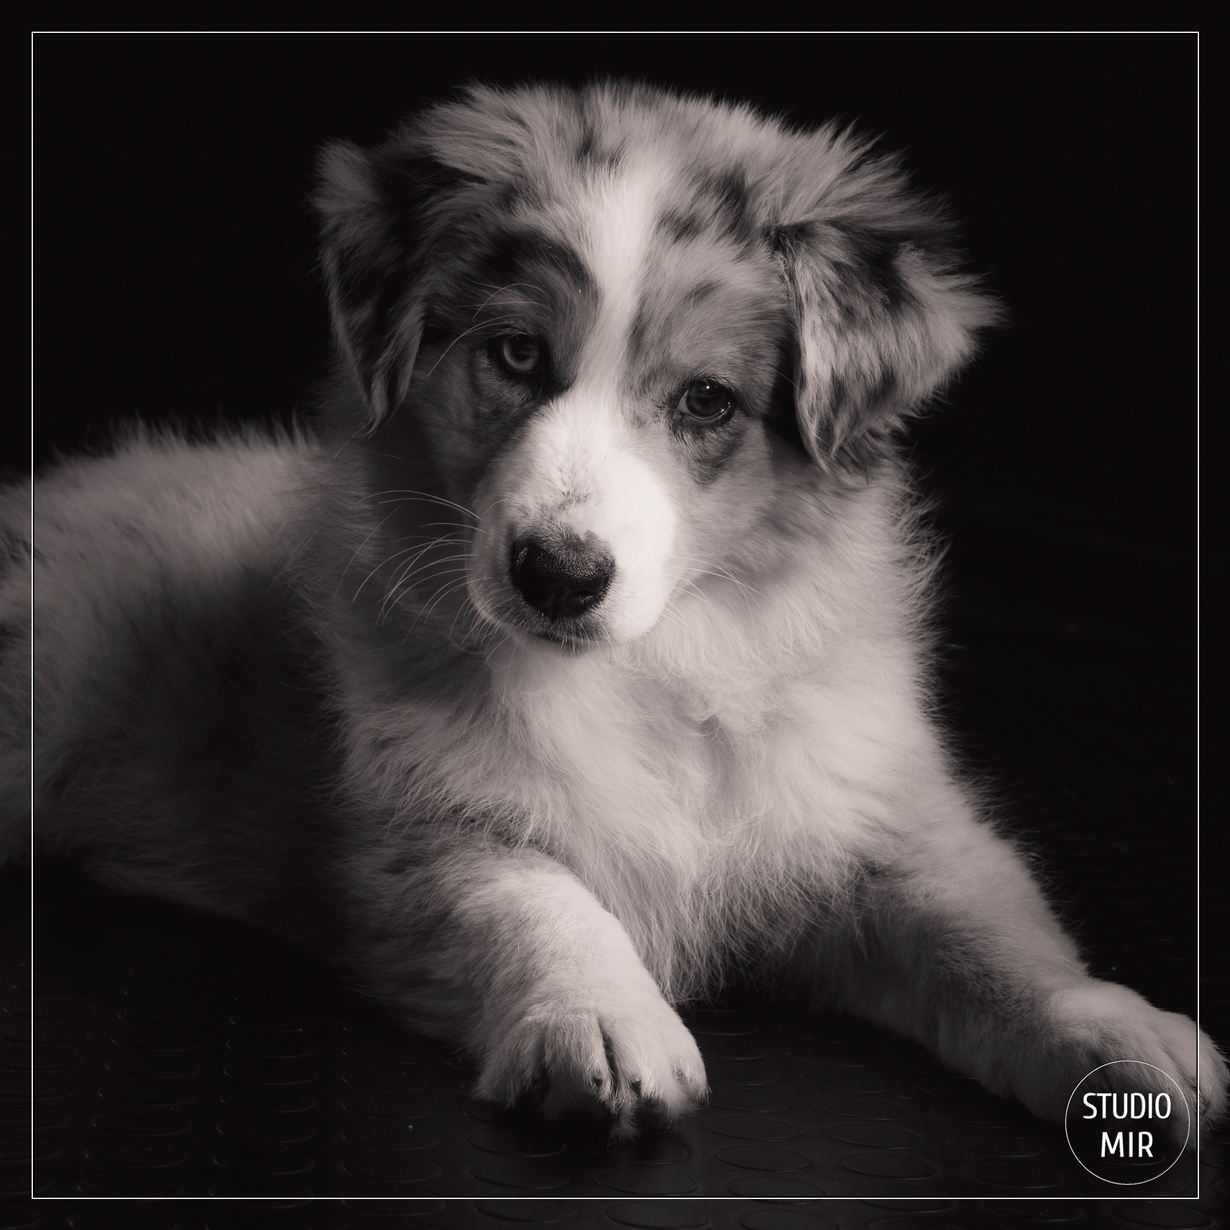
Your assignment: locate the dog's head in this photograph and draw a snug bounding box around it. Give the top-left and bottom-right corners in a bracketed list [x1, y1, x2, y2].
[315, 82, 999, 649]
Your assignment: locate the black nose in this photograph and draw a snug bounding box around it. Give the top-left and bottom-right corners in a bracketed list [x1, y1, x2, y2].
[509, 536, 615, 622]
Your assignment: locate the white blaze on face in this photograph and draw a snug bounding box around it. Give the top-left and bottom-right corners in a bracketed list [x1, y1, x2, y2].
[579, 159, 669, 384]
[473, 158, 682, 643]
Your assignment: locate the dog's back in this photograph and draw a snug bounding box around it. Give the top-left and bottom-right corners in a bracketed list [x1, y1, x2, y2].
[1, 429, 349, 929]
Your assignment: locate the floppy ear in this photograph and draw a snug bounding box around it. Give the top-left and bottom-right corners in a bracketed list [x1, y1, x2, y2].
[314, 140, 465, 426]
[772, 139, 1002, 474]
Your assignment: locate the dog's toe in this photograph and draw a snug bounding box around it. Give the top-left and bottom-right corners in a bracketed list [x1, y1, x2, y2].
[998, 981, 1228, 1146]
[475, 993, 707, 1137]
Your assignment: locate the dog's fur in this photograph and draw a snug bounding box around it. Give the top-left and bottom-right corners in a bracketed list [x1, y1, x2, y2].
[6, 81, 1224, 1140]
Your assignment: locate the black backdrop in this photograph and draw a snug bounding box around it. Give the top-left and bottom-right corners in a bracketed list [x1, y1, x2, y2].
[28, 35, 1213, 1032]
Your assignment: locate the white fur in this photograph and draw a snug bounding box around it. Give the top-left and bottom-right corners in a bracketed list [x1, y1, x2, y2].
[580, 157, 671, 378]
[470, 396, 679, 642]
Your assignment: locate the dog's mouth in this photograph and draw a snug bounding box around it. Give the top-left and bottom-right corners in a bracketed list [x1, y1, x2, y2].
[484, 598, 612, 652]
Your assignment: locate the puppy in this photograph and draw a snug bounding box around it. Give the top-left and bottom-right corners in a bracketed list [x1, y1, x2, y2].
[5, 81, 1223, 1141]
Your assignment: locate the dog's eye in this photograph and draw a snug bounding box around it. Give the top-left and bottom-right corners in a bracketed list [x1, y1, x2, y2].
[678, 379, 735, 423]
[495, 334, 543, 376]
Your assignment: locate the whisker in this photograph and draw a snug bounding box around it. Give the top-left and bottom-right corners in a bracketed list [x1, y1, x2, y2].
[413, 578, 472, 628]
[385, 556, 473, 604]
[358, 531, 467, 605]
[332, 423, 368, 461]
[465, 283, 548, 318]
[423, 315, 521, 379]
[471, 280, 548, 305]
[412, 519, 479, 534]
[479, 627, 514, 671]
[340, 506, 404, 593]
[381, 549, 467, 601]
[671, 555, 769, 604]
[370, 489, 479, 523]
[380, 563, 471, 622]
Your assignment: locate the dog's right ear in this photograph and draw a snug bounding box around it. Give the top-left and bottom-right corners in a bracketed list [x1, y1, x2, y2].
[314, 141, 458, 427]
[767, 128, 1003, 476]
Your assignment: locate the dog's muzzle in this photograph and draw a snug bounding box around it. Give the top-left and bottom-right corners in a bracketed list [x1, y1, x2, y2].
[509, 534, 615, 623]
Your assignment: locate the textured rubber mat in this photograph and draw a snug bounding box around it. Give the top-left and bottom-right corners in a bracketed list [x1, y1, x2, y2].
[2, 862, 1225, 1225]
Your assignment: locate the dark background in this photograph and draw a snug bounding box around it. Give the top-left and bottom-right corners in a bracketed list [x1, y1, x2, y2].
[28, 36, 1212, 1030]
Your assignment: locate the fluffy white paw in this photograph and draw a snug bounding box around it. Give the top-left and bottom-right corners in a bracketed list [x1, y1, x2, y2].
[998, 980, 1227, 1146]
[473, 980, 707, 1138]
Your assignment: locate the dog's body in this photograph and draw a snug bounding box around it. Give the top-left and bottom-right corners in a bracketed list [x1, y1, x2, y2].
[7, 82, 1224, 1138]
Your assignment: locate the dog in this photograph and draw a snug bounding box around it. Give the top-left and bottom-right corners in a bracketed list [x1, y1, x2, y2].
[5, 80, 1224, 1141]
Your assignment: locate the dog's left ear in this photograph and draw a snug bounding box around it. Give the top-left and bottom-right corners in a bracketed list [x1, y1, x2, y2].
[770, 140, 1002, 474]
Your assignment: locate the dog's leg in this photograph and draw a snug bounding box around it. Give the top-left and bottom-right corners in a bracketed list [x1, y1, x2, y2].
[347, 841, 706, 1137]
[802, 779, 1227, 1143]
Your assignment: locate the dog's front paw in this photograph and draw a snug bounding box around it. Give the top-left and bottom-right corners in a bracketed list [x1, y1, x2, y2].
[999, 981, 1227, 1145]
[473, 981, 707, 1138]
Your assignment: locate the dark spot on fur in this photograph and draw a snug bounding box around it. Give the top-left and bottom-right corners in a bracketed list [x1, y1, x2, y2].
[863, 367, 899, 415]
[0, 529, 29, 575]
[828, 367, 899, 423]
[373, 150, 477, 212]
[497, 180, 521, 212]
[677, 415, 747, 488]
[697, 168, 752, 241]
[659, 210, 705, 243]
[820, 367, 903, 476]
[572, 120, 624, 172]
[713, 169, 749, 213]
[480, 229, 594, 298]
[627, 300, 651, 363]
[762, 342, 809, 457]
[768, 221, 814, 252]
[0, 622, 20, 655]
[383, 854, 425, 877]
[829, 223, 915, 313]
[575, 122, 597, 164]
[693, 427, 744, 485]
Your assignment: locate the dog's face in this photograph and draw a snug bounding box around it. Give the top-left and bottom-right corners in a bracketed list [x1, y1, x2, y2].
[405, 155, 795, 647]
[315, 84, 998, 648]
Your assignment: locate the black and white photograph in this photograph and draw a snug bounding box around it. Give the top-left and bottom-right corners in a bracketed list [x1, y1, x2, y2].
[5, 30, 1218, 1224]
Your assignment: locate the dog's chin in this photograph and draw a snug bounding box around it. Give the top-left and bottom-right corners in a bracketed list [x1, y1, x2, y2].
[480, 597, 612, 654]
[529, 626, 606, 653]
[524, 612, 613, 653]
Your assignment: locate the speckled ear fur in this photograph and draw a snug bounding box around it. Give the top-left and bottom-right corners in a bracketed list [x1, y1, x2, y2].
[769, 129, 1002, 475]
[314, 136, 475, 426]
[313, 140, 416, 425]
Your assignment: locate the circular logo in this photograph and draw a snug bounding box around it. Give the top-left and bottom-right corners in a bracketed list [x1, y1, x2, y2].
[1064, 1060, 1190, 1184]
